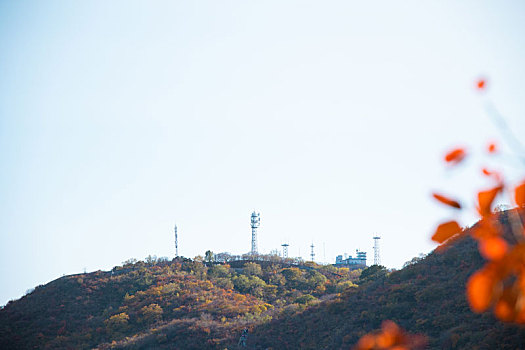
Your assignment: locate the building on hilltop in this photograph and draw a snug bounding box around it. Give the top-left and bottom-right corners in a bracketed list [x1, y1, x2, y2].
[334, 250, 367, 269]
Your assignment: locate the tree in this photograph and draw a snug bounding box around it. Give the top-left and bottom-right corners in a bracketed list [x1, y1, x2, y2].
[281, 268, 304, 289]
[295, 294, 316, 305]
[359, 265, 387, 284]
[140, 303, 163, 324]
[335, 280, 357, 293]
[145, 255, 158, 265]
[243, 262, 262, 277]
[208, 264, 231, 279]
[205, 250, 214, 263]
[122, 258, 137, 266]
[305, 270, 327, 291]
[105, 312, 129, 335]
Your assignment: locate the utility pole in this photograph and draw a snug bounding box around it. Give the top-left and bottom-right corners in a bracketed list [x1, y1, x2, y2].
[174, 224, 179, 257]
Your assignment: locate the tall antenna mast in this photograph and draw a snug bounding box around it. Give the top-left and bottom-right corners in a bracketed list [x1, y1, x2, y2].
[174, 224, 178, 257]
[373, 236, 381, 266]
[281, 243, 289, 259]
[310, 243, 315, 262]
[250, 211, 260, 255]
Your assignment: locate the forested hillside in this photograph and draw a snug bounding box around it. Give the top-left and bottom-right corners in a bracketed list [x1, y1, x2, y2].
[0, 254, 358, 349]
[249, 209, 525, 349]
[1, 209, 524, 349]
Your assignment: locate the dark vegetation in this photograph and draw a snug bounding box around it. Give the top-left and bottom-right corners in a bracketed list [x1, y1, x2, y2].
[1, 210, 524, 349]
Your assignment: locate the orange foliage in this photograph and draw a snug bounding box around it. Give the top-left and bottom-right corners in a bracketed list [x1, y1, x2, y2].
[477, 79, 486, 90]
[477, 186, 503, 217]
[466, 269, 497, 313]
[431, 221, 462, 244]
[432, 141, 525, 323]
[432, 193, 461, 209]
[355, 84, 523, 349]
[471, 220, 499, 240]
[479, 236, 508, 261]
[444, 148, 466, 164]
[354, 321, 425, 350]
[466, 243, 525, 323]
[481, 168, 502, 182]
[515, 182, 525, 207]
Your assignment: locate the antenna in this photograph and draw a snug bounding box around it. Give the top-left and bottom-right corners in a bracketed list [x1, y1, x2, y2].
[373, 236, 381, 266]
[174, 225, 178, 257]
[310, 243, 315, 262]
[250, 211, 260, 255]
[281, 243, 289, 258]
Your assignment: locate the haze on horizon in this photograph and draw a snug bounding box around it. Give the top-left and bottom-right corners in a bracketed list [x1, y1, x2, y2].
[1, 0, 524, 306]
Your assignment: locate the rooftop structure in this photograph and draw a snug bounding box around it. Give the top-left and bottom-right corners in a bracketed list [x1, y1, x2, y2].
[335, 249, 367, 269]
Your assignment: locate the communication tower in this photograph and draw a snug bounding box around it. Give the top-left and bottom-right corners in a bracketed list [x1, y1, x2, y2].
[310, 243, 315, 262]
[373, 236, 381, 266]
[174, 225, 178, 257]
[251, 211, 260, 254]
[281, 243, 289, 258]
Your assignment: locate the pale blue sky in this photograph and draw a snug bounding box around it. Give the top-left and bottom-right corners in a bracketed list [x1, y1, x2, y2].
[1, 1, 524, 305]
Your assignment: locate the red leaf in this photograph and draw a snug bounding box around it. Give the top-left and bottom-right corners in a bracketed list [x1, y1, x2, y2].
[472, 220, 499, 240]
[432, 193, 462, 209]
[481, 168, 503, 182]
[477, 186, 503, 217]
[467, 269, 495, 312]
[488, 142, 497, 153]
[355, 334, 375, 350]
[479, 236, 508, 261]
[432, 221, 462, 244]
[494, 299, 514, 322]
[444, 148, 467, 164]
[477, 79, 486, 90]
[515, 182, 525, 207]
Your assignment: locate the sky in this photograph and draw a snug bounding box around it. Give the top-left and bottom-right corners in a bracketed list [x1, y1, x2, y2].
[1, 1, 524, 306]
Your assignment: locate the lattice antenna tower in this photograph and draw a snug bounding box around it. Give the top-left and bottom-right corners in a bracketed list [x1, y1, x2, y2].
[251, 211, 260, 254]
[281, 243, 289, 259]
[174, 224, 178, 257]
[310, 243, 315, 262]
[373, 236, 381, 266]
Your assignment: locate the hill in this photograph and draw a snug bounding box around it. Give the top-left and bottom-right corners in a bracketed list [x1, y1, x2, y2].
[0, 255, 358, 349]
[1, 209, 524, 349]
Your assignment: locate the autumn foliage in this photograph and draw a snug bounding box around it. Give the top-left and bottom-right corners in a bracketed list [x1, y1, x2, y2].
[431, 220, 462, 244]
[431, 193, 462, 209]
[444, 147, 467, 164]
[354, 320, 426, 350]
[431, 141, 525, 324]
[354, 131, 524, 348]
[0, 255, 363, 349]
[477, 79, 486, 90]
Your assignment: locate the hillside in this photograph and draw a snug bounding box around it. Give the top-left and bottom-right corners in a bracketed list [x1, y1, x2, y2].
[249, 208, 525, 349]
[0, 255, 358, 349]
[1, 209, 524, 349]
